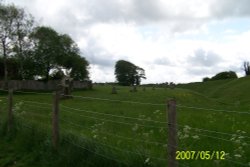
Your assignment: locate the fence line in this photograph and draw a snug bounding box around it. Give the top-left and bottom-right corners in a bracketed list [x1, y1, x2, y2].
[60, 104, 167, 124]
[224, 158, 250, 167]
[175, 124, 250, 140]
[185, 130, 245, 143]
[14, 99, 250, 140]
[177, 104, 250, 115]
[14, 90, 53, 95]
[10, 98, 250, 141]
[62, 94, 166, 106]
[60, 118, 168, 146]
[61, 108, 167, 129]
[19, 100, 52, 106]
[64, 129, 167, 162]
[3, 89, 250, 166]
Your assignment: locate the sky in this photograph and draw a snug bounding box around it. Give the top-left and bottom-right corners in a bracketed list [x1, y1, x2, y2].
[4, 0, 250, 83]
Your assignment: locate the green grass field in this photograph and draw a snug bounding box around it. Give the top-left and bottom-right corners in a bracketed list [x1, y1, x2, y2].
[0, 77, 250, 167]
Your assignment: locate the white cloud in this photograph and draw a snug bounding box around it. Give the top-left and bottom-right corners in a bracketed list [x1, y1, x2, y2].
[4, 0, 250, 83]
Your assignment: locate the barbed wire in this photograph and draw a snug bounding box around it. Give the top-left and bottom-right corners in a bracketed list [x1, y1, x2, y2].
[60, 118, 167, 146]
[177, 104, 250, 115]
[63, 129, 167, 162]
[18, 100, 52, 106]
[62, 94, 166, 106]
[60, 104, 167, 124]
[61, 108, 167, 129]
[186, 130, 243, 143]
[224, 158, 250, 167]
[14, 90, 53, 95]
[63, 137, 129, 166]
[175, 124, 250, 140]
[22, 104, 51, 110]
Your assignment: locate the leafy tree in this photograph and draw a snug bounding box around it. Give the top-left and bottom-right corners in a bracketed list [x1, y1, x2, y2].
[12, 7, 34, 79]
[0, 57, 19, 79]
[30, 26, 61, 81]
[30, 26, 89, 81]
[210, 71, 237, 81]
[115, 60, 146, 86]
[0, 4, 19, 87]
[243, 61, 250, 76]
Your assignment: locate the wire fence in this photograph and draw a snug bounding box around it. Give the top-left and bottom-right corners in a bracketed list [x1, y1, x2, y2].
[0, 89, 249, 167]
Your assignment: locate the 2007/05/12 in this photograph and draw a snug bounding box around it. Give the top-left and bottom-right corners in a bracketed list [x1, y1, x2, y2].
[176, 151, 225, 160]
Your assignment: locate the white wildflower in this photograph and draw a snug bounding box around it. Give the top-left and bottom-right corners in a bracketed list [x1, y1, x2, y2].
[234, 140, 241, 144]
[144, 158, 150, 164]
[192, 135, 199, 140]
[132, 124, 139, 131]
[234, 154, 241, 158]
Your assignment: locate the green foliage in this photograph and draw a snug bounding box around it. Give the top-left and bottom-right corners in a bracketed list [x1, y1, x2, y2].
[202, 71, 238, 82]
[0, 57, 19, 79]
[202, 77, 210, 82]
[0, 4, 89, 82]
[115, 60, 146, 86]
[30, 26, 89, 81]
[209, 71, 238, 81]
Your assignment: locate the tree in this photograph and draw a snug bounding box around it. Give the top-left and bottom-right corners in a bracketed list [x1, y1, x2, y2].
[0, 4, 19, 87]
[243, 61, 250, 76]
[30, 26, 89, 81]
[0, 3, 34, 85]
[30, 26, 62, 81]
[210, 71, 237, 81]
[115, 60, 146, 86]
[12, 7, 34, 79]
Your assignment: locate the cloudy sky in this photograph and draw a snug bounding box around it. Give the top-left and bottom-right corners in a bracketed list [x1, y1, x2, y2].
[5, 0, 250, 83]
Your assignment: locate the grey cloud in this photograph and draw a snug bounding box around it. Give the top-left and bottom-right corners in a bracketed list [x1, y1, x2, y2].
[82, 37, 116, 67]
[154, 57, 172, 66]
[211, 0, 250, 18]
[188, 49, 222, 67]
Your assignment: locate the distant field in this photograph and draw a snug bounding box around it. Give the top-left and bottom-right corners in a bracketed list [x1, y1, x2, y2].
[0, 77, 250, 167]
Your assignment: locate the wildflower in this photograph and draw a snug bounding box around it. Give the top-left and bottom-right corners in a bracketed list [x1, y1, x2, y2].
[234, 154, 241, 158]
[132, 124, 139, 131]
[144, 158, 150, 164]
[192, 135, 199, 140]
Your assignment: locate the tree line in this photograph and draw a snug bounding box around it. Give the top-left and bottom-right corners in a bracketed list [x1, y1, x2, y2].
[0, 3, 89, 88]
[0, 2, 146, 87]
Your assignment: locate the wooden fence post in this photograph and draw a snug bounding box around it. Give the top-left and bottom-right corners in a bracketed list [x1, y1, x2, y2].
[7, 89, 13, 132]
[167, 99, 178, 167]
[52, 90, 60, 149]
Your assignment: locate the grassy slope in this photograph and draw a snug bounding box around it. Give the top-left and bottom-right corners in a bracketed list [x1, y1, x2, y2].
[177, 76, 250, 106]
[0, 77, 250, 167]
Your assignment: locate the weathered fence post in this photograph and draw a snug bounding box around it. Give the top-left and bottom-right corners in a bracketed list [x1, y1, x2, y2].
[167, 99, 178, 167]
[7, 89, 13, 132]
[52, 90, 60, 150]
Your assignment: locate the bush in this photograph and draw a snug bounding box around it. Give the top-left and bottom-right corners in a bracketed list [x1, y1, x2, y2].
[210, 71, 238, 81]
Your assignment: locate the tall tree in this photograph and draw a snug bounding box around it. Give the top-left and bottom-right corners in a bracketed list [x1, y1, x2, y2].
[243, 61, 250, 76]
[0, 4, 19, 88]
[115, 60, 146, 86]
[30, 26, 89, 81]
[30, 26, 61, 81]
[12, 7, 34, 79]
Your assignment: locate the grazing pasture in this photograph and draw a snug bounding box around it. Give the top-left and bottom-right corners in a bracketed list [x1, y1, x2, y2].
[0, 77, 250, 167]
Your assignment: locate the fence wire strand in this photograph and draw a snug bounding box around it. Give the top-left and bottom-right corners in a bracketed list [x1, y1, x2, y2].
[62, 94, 166, 106]
[60, 104, 167, 124]
[61, 108, 167, 129]
[177, 104, 250, 115]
